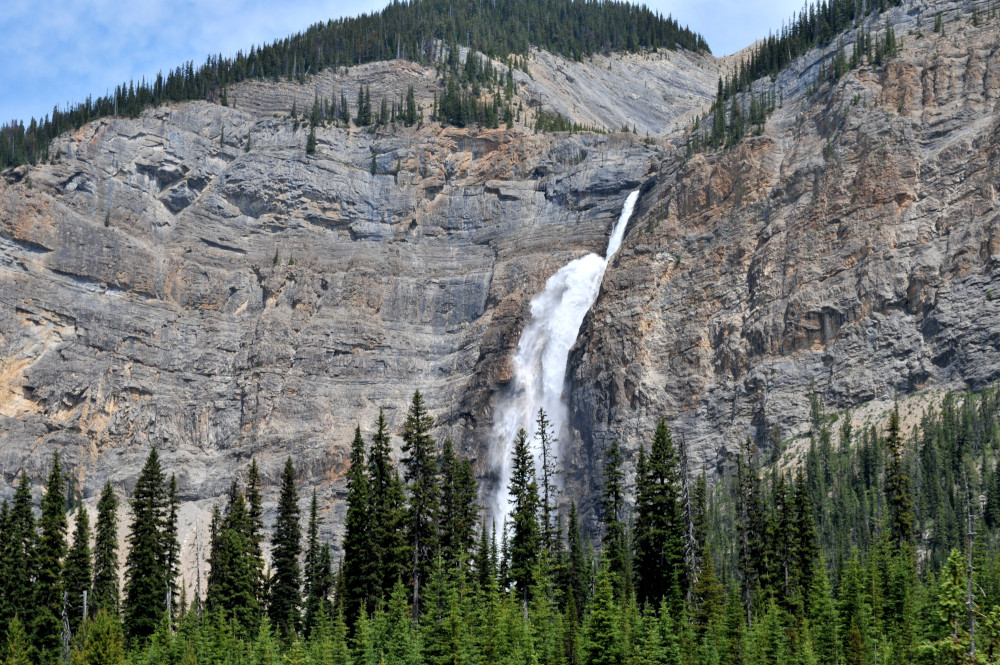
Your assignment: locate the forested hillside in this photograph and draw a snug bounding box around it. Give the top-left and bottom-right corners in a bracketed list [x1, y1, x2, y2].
[4, 386, 1000, 664]
[0, 0, 707, 169]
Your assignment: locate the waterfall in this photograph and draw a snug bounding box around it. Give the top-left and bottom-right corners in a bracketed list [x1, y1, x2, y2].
[488, 190, 640, 527]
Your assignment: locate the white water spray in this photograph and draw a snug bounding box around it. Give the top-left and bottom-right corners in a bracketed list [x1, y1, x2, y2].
[489, 190, 640, 526]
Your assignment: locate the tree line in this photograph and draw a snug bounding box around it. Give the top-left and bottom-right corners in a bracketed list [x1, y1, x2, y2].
[4, 384, 1000, 664]
[0, 0, 708, 169]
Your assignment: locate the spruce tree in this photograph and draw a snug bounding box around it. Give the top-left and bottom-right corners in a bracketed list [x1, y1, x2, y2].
[508, 428, 541, 598]
[535, 408, 560, 552]
[342, 425, 375, 622]
[206, 485, 258, 636]
[633, 419, 685, 608]
[64, 507, 93, 635]
[2, 616, 31, 665]
[92, 481, 120, 616]
[439, 438, 478, 573]
[401, 390, 440, 619]
[32, 451, 67, 661]
[303, 491, 333, 636]
[0, 473, 36, 637]
[269, 457, 302, 638]
[162, 474, 180, 615]
[582, 557, 624, 665]
[563, 500, 588, 616]
[885, 405, 915, 549]
[368, 409, 409, 597]
[601, 439, 631, 596]
[245, 460, 267, 616]
[124, 448, 169, 643]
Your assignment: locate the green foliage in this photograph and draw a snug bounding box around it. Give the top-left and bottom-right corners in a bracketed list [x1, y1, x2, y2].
[507, 428, 541, 596]
[2, 0, 708, 168]
[64, 507, 93, 636]
[401, 389, 441, 619]
[32, 452, 67, 660]
[124, 448, 173, 643]
[92, 481, 120, 616]
[269, 457, 302, 637]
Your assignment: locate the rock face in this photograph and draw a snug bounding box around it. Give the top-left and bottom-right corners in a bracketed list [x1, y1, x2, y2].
[0, 48, 718, 579]
[567, 0, 1000, 522]
[1, 0, 998, 574]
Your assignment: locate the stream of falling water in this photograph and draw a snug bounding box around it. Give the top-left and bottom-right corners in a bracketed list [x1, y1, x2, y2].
[488, 190, 640, 527]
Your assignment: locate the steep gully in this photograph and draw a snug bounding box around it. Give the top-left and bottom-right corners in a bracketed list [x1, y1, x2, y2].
[488, 190, 640, 528]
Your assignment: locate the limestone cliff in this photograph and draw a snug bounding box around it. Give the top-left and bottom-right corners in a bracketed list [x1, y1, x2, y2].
[568, 0, 1000, 521]
[0, 48, 719, 579]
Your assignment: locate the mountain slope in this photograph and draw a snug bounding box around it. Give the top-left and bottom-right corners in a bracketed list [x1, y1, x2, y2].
[568, 0, 1000, 519]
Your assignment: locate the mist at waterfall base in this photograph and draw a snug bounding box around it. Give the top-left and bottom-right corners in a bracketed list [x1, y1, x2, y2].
[488, 190, 640, 529]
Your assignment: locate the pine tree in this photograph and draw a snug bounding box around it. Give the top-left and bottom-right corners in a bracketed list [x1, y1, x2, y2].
[439, 438, 478, 573]
[306, 126, 317, 154]
[3, 616, 31, 665]
[303, 491, 333, 635]
[634, 419, 685, 608]
[32, 451, 67, 661]
[64, 507, 93, 636]
[245, 460, 267, 617]
[885, 405, 915, 549]
[562, 500, 588, 615]
[535, 408, 560, 552]
[269, 457, 302, 637]
[401, 389, 440, 619]
[601, 439, 631, 596]
[206, 484, 259, 636]
[582, 557, 624, 665]
[73, 609, 126, 665]
[368, 409, 409, 597]
[92, 481, 119, 617]
[162, 474, 180, 615]
[342, 425, 375, 622]
[124, 448, 169, 643]
[507, 428, 541, 598]
[0, 473, 36, 637]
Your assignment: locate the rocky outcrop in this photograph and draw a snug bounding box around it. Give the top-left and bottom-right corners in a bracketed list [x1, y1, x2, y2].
[567, 0, 1000, 523]
[0, 47, 719, 582]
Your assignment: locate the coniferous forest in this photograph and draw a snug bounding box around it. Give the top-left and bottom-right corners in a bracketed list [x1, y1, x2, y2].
[3, 385, 1000, 664]
[0, 0, 708, 170]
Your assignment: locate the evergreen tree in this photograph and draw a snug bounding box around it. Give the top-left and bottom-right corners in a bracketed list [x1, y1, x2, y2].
[306, 126, 317, 154]
[124, 448, 169, 643]
[303, 491, 333, 636]
[342, 425, 375, 622]
[64, 507, 93, 635]
[269, 457, 302, 637]
[633, 419, 685, 608]
[885, 405, 915, 549]
[507, 428, 541, 598]
[3, 616, 31, 665]
[401, 389, 440, 619]
[245, 460, 267, 617]
[0, 473, 36, 637]
[368, 409, 409, 596]
[582, 558, 624, 665]
[563, 500, 588, 616]
[439, 438, 478, 573]
[32, 451, 68, 661]
[535, 408, 560, 552]
[92, 482, 120, 618]
[207, 484, 259, 635]
[162, 474, 181, 615]
[601, 439, 631, 596]
[72, 609, 126, 665]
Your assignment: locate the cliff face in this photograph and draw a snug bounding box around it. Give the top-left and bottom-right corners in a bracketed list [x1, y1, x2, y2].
[2, 0, 999, 569]
[568, 0, 1000, 520]
[0, 48, 719, 574]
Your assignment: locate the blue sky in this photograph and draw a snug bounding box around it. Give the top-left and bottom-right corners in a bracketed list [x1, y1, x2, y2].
[0, 0, 805, 125]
